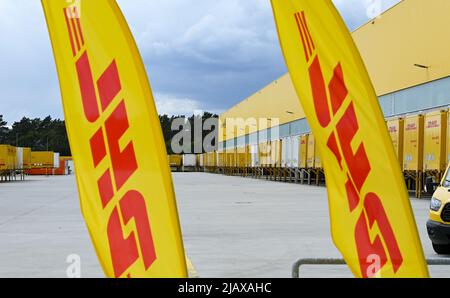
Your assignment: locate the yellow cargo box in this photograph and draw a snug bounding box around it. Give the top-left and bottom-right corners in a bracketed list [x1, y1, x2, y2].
[204, 152, 210, 167]
[168, 154, 182, 167]
[299, 135, 308, 168]
[213, 152, 218, 167]
[270, 140, 282, 167]
[423, 110, 447, 171]
[206, 152, 217, 167]
[315, 144, 322, 169]
[307, 134, 316, 168]
[202, 153, 207, 167]
[217, 151, 226, 167]
[386, 118, 404, 165]
[0, 145, 17, 170]
[258, 142, 270, 167]
[22, 147, 32, 169]
[225, 148, 236, 168]
[236, 146, 247, 167]
[245, 145, 251, 167]
[403, 115, 424, 171]
[9, 146, 17, 170]
[31, 151, 54, 168]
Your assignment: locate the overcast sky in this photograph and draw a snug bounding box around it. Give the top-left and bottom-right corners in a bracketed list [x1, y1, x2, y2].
[0, 0, 400, 124]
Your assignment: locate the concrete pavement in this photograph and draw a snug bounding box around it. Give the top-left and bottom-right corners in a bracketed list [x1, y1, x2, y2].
[0, 173, 448, 277]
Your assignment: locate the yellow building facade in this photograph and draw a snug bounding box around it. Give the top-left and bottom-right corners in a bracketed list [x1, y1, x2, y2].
[218, 0, 450, 147]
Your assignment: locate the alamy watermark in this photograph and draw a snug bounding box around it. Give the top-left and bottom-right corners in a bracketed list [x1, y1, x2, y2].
[66, 254, 81, 278]
[169, 110, 280, 154]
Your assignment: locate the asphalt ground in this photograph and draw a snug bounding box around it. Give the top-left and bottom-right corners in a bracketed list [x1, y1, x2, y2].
[0, 173, 448, 277]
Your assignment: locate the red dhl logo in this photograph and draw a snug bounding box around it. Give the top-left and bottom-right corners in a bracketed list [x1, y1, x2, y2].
[426, 120, 439, 129]
[64, 7, 156, 277]
[295, 11, 402, 277]
[388, 126, 397, 133]
[406, 123, 417, 131]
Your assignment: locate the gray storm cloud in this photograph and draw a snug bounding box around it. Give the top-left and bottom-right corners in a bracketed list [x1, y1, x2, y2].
[0, 0, 400, 122]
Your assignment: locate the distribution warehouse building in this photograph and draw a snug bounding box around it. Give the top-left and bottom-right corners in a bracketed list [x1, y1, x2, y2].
[214, 0, 450, 195]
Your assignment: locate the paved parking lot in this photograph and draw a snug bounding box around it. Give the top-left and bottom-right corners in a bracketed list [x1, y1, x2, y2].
[0, 173, 448, 277]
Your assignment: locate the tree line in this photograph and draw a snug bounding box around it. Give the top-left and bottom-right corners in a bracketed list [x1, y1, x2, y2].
[0, 112, 218, 156]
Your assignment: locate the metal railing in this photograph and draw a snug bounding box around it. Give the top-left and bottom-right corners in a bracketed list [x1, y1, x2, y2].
[292, 258, 450, 278]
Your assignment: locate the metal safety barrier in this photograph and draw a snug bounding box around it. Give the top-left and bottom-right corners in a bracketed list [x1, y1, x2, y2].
[292, 258, 450, 278]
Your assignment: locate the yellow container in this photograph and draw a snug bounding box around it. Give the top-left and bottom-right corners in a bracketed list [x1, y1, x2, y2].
[270, 140, 282, 167]
[195, 154, 201, 167]
[31, 151, 54, 168]
[201, 153, 207, 167]
[0, 145, 17, 170]
[246, 145, 252, 167]
[299, 135, 308, 168]
[204, 152, 210, 167]
[217, 151, 226, 167]
[226, 148, 236, 168]
[22, 147, 32, 169]
[307, 134, 316, 168]
[204, 153, 209, 167]
[386, 118, 404, 165]
[403, 115, 424, 171]
[315, 144, 322, 169]
[9, 146, 17, 170]
[236, 146, 247, 167]
[168, 154, 182, 167]
[207, 152, 217, 167]
[258, 142, 270, 167]
[423, 110, 447, 171]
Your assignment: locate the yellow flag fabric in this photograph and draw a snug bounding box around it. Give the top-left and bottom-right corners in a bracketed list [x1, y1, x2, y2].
[42, 0, 187, 277]
[271, 0, 428, 277]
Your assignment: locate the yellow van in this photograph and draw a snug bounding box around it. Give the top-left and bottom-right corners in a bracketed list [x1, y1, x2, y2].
[427, 164, 450, 254]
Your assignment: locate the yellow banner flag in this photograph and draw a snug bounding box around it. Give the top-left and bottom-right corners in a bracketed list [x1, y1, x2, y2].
[42, 0, 187, 277]
[271, 0, 428, 277]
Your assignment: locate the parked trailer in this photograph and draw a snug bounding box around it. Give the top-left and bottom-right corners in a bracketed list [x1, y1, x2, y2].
[386, 117, 404, 166]
[250, 144, 259, 167]
[268, 140, 281, 181]
[66, 159, 74, 174]
[225, 148, 236, 175]
[168, 154, 182, 172]
[403, 114, 424, 197]
[59, 156, 73, 175]
[16, 147, 24, 170]
[15, 147, 27, 180]
[31, 151, 54, 169]
[235, 146, 249, 176]
[210, 109, 450, 197]
[204, 152, 217, 172]
[22, 147, 32, 170]
[0, 145, 18, 181]
[423, 110, 447, 194]
[305, 134, 322, 185]
[423, 110, 447, 172]
[54, 158, 66, 175]
[53, 152, 60, 169]
[196, 154, 202, 171]
[299, 135, 308, 169]
[217, 150, 226, 172]
[182, 154, 197, 172]
[281, 136, 300, 182]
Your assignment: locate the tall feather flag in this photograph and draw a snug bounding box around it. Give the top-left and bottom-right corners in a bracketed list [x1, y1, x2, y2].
[42, 0, 187, 277]
[271, 0, 428, 277]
